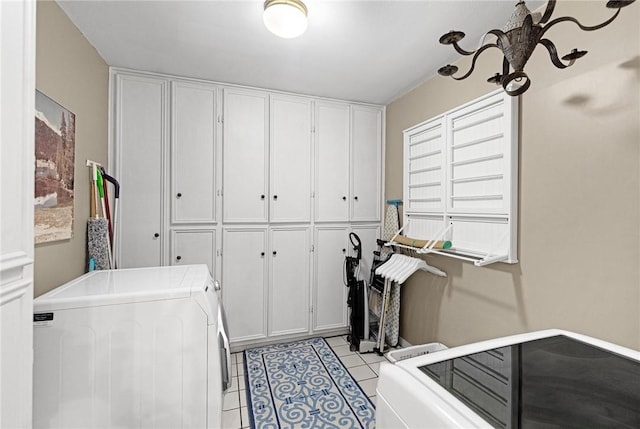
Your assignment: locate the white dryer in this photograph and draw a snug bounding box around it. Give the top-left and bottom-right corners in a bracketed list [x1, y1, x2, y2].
[376, 329, 640, 428]
[33, 264, 231, 429]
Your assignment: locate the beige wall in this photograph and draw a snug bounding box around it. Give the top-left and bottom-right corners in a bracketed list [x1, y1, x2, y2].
[35, 1, 109, 296]
[386, 1, 640, 349]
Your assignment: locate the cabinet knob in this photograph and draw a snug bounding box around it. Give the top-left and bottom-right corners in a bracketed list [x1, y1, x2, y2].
[154, 233, 160, 238]
[260, 194, 265, 200]
[342, 248, 346, 253]
[354, 196, 359, 201]
[342, 196, 346, 201]
[272, 251, 277, 256]
[261, 252, 265, 256]
[176, 255, 182, 261]
[273, 195, 278, 200]
[177, 193, 182, 198]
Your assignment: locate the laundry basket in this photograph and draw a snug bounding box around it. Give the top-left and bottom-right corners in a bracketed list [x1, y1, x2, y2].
[386, 342, 448, 363]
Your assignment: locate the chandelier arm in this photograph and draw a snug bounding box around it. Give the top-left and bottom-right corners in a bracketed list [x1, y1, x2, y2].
[540, 8, 621, 38]
[502, 56, 510, 77]
[539, 39, 573, 69]
[486, 29, 510, 50]
[539, 0, 557, 24]
[452, 42, 476, 56]
[455, 29, 508, 58]
[449, 43, 500, 81]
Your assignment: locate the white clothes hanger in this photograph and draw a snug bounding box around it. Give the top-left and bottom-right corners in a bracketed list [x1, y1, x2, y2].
[375, 253, 446, 283]
[386, 254, 412, 282]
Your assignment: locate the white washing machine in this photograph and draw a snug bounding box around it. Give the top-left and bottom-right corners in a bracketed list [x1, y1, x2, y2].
[376, 329, 640, 428]
[33, 264, 231, 429]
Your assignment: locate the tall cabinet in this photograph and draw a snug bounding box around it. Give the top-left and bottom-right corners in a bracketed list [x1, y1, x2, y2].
[111, 69, 384, 349]
[113, 73, 167, 268]
[112, 72, 220, 276]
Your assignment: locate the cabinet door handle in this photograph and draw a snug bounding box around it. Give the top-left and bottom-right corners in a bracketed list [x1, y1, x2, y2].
[272, 251, 277, 256]
[342, 248, 346, 253]
[273, 195, 278, 200]
[261, 252, 265, 256]
[342, 196, 346, 201]
[177, 193, 182, 198]
[354, 196, 359, 201]
[154, 233, 160, 238]
[176, 255, 182, 261]
[260, 194, 265, 200]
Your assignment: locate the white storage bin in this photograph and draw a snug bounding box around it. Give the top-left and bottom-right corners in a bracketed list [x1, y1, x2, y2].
[386, 342, 448, 363]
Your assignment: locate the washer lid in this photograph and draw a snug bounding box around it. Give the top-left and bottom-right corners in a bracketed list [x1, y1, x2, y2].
[34, 265, 211, 311]
[417, 334, 640, 428]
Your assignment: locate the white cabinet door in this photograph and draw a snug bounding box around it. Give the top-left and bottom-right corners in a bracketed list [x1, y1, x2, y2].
[269, 226, 311, 336]
[222, 89, 269, 223]
[222, 228, 268, 343]
[270, 95, 312, 223]
[171, 81, 217, 224]
[170, 229, 216, 277]
[313, 226, 349, 331]
[114, 74, 168, 268]
[315, 102, 350, 222]
[0, 1, 35, 426]
[351, 105, 382, 222]
[350, 224, 381, 278]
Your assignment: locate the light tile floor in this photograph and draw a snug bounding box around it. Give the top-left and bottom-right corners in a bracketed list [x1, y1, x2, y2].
[222, 335, 389, 429]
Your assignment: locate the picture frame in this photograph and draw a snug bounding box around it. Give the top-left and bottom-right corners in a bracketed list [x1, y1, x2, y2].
[34, 90, 75, 244]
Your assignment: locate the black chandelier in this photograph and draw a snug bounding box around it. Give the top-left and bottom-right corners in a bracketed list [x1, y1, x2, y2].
[437, 0, 636, 96]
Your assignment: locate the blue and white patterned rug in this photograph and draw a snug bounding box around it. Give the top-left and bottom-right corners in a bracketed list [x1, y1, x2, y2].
[243, 337, 375, 429]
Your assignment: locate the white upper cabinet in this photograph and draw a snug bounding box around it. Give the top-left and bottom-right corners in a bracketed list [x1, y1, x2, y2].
[351, 105, 383, 222]
[222, 88, 269, 223]
[171, 81, 217, 224]
[314, 101, 350, 222]
[269, 95, 312, 223]
[113, 73, 168, 268]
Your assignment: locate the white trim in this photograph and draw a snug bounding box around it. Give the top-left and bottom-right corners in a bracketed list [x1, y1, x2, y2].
[110, 66, 385, 110]
[0, 251, 33, 274]
[0, 279, 31, 306]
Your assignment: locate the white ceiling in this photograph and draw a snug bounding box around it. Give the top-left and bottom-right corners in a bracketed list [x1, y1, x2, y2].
[57, 0, 544, 105]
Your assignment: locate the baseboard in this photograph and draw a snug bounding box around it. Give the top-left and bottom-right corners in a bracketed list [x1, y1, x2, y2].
[230, 328, 350, 353]
[398, 336, 412, 348]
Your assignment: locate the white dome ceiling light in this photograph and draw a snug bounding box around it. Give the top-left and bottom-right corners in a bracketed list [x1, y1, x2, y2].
[263, 0, 308, 39]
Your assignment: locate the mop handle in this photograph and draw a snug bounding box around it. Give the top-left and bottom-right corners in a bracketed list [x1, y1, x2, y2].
[96, 171, 104, 199]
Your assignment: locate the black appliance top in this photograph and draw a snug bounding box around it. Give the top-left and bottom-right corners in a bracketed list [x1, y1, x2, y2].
[418, 335, 640, 428]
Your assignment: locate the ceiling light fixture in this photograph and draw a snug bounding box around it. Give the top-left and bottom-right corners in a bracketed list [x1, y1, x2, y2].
[437, 0, 636, 96]
[263, 0, 308, 39]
